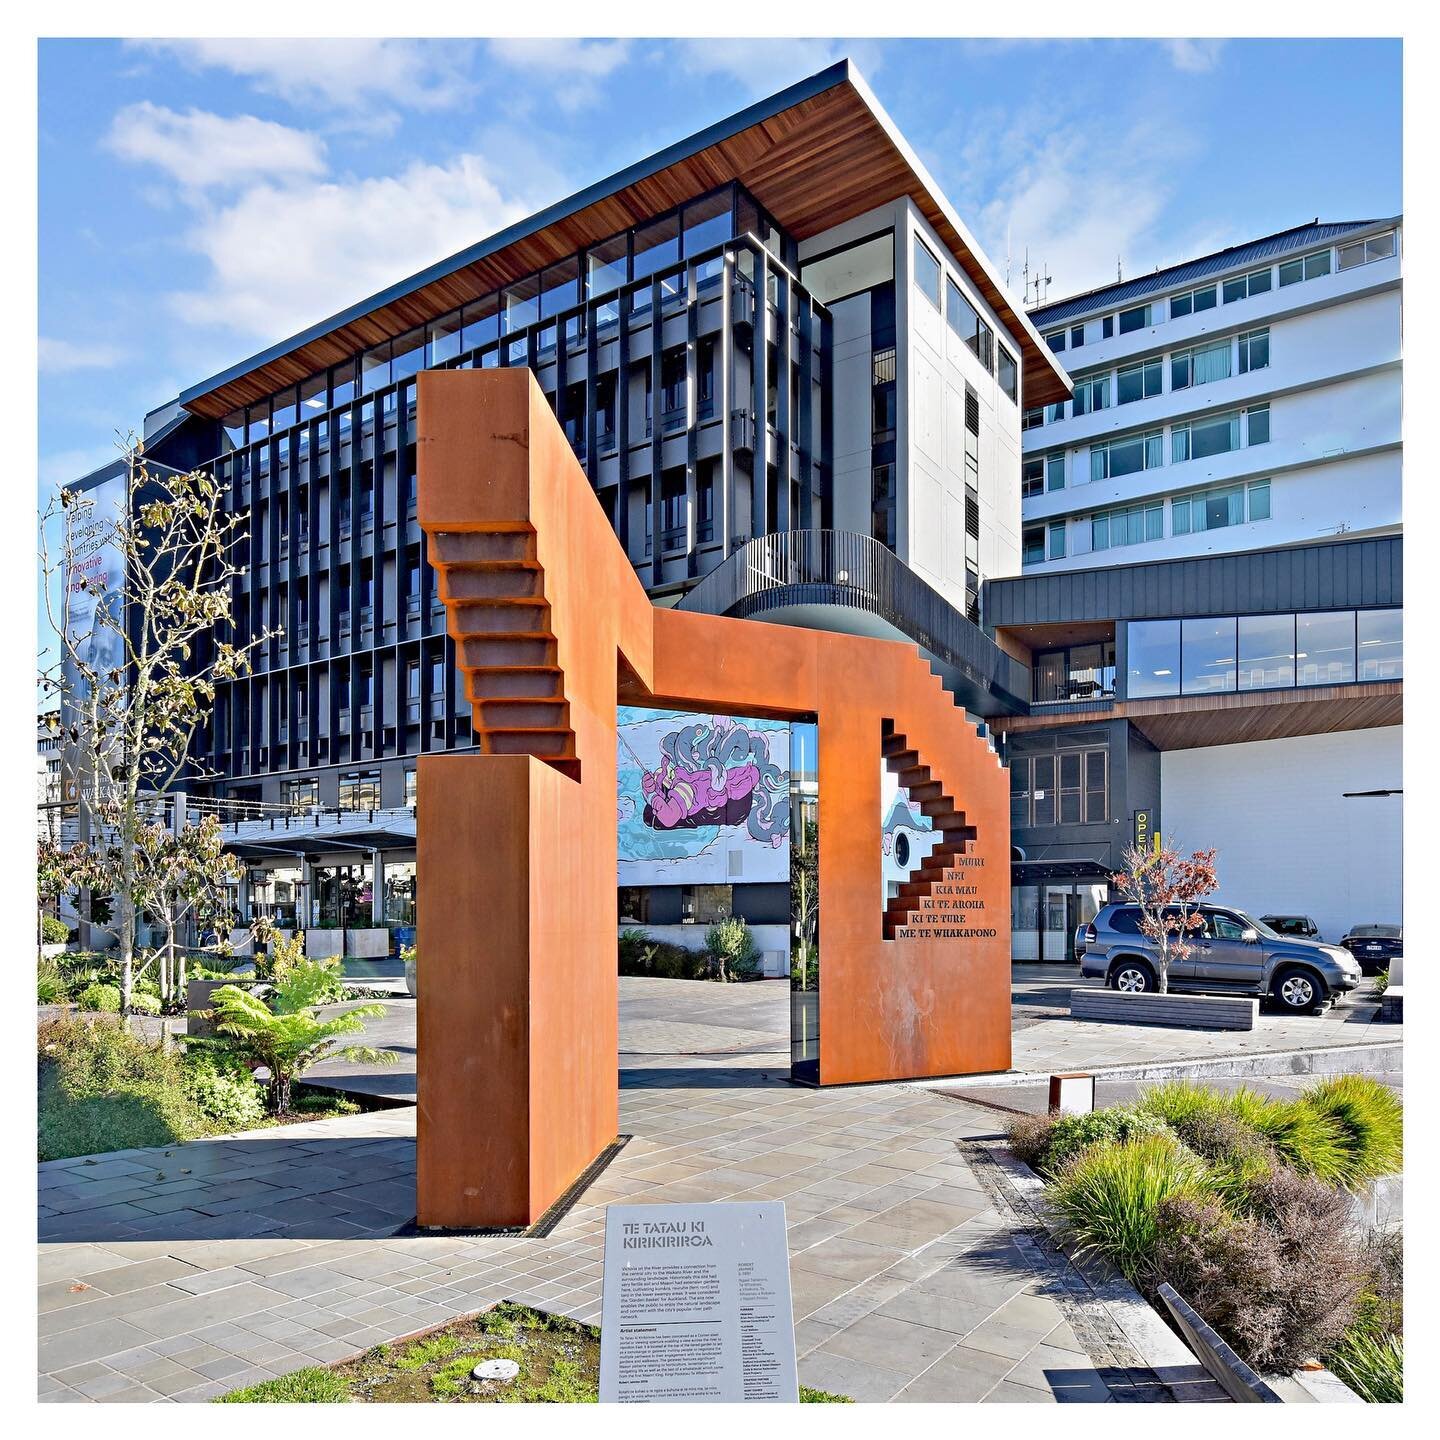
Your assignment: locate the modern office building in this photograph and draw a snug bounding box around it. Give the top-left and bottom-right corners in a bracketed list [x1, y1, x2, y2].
[987, 533, 1402, 957]
[1019, 218, 1401, 575]
[64, 61, 1068, 937]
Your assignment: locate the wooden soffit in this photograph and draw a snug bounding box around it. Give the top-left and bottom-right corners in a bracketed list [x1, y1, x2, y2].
[994, 682, 1402, 751]
[179, 62, 1071, 420]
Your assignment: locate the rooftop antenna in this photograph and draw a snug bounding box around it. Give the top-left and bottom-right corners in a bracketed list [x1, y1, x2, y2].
[1038, 262, 1053, 303]
[1116, 254, 1123, 283]
[1020, 248, 1030, 304]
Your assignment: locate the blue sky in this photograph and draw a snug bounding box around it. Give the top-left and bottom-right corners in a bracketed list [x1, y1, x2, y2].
[38, 36, 1401, 492]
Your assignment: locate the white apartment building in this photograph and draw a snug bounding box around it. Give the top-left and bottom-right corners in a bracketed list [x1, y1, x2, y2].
[1019, 218, 1401, 574]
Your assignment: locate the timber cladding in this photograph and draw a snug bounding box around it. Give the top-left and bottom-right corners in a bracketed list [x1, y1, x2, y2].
[416, 368, 1010, 1228]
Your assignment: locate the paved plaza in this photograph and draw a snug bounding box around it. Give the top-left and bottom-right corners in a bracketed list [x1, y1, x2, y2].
[37, 969, 1397, 1403]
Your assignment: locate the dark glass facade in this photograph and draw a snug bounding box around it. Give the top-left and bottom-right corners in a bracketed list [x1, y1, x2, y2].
[178, 183, 833, 806]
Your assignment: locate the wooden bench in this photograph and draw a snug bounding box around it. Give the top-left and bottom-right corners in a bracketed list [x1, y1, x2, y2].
[1070, 988, 1258, 1031]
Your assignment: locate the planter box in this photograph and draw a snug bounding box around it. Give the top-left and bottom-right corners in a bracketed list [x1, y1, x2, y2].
[347, 927, 391, 959]
[1070, 988, 1258, 1031]
[227, 927, 255, 957]
[40, 943, 66, 961]
[306, 930, 344, 958]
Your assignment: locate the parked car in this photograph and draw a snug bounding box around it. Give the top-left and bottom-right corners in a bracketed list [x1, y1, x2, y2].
[1072, 923, 1090, 964]
[1259, 914, 1322, 941]
[1339, 923, 1403, 975]
[1078, 902, 1362, 1014]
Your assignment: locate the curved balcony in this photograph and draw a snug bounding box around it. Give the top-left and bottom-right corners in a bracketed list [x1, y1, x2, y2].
[677, 530, 1030, 716]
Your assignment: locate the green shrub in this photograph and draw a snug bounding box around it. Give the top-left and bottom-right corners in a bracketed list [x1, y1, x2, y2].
[1329, 1330, 1403, 1403]
[1006, 1112, 1058, 1170]
[128, 992, 162, 1015]
[617, 929, 710, 979]
[800, 1385, 853, 1402]
[1372, 967, 1389, 998]
[1047, 1132, 1215, 1282]
[41, 915, 69, 945]
[1298, 1076, 1403, 1187]
[1138, 1079, 1231, 1130]
[37, 1015, 208, 1160]
[1150, 1168, 1363, 1373]
[184, 1050, 266, 1131]
[705, 917, 760, 982]
[1038, 1107, 1174, 1176]
[37, 961, 65, 1005]
[618, 928, 652, 969]
[217, 1368, 351, 1403]
[76, 982, 121, 1014]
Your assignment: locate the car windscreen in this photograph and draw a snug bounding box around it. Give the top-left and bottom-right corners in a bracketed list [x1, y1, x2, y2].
[1350, 925, 1401, 939]
[1231, 911, 1280, 939]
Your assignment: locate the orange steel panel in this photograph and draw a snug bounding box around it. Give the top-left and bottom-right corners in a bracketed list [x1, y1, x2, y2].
[416, 369, 1009, 1227]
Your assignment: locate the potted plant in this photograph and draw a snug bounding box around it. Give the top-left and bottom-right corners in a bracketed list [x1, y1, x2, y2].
[401, 942, 417, 998]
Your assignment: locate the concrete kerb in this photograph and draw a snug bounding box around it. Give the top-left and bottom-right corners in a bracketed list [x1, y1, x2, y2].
[905, 1039, 1402, 1092]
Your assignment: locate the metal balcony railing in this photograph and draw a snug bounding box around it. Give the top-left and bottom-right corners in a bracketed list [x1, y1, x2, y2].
[677, 530, 1030, 714]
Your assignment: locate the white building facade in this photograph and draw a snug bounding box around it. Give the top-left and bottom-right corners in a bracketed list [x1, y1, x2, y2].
[1019, 219, 1401, 574]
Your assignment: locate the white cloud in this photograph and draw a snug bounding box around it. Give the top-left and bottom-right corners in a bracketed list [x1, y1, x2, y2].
[1162, 40, 1226, 74]
[167, 156, 531, 340]
[670, 38, 883, 96]
[130, 38, 473, 117]
[38, 338, 126, 374]
[106, 103, 327, 191]
[487, 38, 633, 112]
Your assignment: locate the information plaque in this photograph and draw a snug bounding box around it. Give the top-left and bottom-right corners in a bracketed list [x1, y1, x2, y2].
[598, 1201, 798, 1403]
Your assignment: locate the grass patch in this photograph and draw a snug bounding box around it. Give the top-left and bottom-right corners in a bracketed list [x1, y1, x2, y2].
[216, 1367, 351, 1403]
[220, 1301, 848, 1403]
[1329, 1330, 1403, 1403]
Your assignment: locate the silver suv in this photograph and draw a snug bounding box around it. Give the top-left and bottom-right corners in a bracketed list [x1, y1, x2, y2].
[1079, 903, 1362, 1015]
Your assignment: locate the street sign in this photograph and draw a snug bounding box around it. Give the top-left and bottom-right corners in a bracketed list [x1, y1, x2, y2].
[599, 1201, 798, 1403]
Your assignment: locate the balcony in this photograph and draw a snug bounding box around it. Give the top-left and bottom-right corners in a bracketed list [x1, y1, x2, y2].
[677, 529, 1030, 717]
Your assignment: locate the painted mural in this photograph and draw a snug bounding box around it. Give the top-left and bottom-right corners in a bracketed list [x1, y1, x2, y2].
[881, 767, 941, 894]
[617, 707, 790, 885]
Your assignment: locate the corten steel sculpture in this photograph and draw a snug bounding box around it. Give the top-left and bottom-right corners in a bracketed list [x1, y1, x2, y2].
[416, 369, 1010, 1228]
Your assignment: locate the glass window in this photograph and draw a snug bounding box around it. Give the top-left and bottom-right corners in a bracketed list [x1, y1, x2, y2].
[1238, 613, 1295, 689]
[1173, 410, 1241, 463]
[997, 346, 1018, 402]
[1338, 231, 1397, 270]
[1223, 267, 1272, 302]
[913, 237, 942, 310]
[299, 373, 327, 416]
[1101, 315, 1114, 339]
[1046, 452, 1065, 491]
[339, 769, 381, 812]
[633, 212, 681, 286]
[1181, 616, 1237, 694]
[1170, 285, 1216, 318]
[360, 343, 390, 394]
[1071, 325, 1085, 348]
[1022, 525, 1045, 566]
[1071, 374, 1109, 415]
[1246, 404, 1270, 446]
[1172, 338, 1232, 391]
[1045, 329, 1066, 353]
[1247, 480, 1271, 521]
[587, 232, 629, 307]
[682, 189, 732, 259]
[1118, 303, 1152, 334]
[1022, 457, 1044, 499]
[391, 326, 426, 383]
[1092, 502, 1162, 550]
[1296, 611, 1356, 686]
[1092, 430, 1162, 480]
[949, 285, 982, 344]
[540, 256, 580, 319]
[1357, 608, 1402, 681]
[1238, 328, 1269, 374]
[222, 409, 245, 451]
[1117, 358, 1162, 405]
[270, 388, 297, 432]
[1127, 619, 1181, 697]
[1280, 249, 1332, 286]
[462, 293, 500, 350]
[1047, 521, 1066, 560]
[247, 399, 271, 443]
[502, 274, 540, 334]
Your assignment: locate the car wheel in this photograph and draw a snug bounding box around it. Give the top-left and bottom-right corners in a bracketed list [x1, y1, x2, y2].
[1273, 967, 1325, 1015]
[1110, 960, 1155, 994]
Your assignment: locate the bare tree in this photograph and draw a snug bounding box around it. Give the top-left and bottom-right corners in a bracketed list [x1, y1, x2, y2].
[40, 436, 273, 1013]
[1112, 841, 1218, 994]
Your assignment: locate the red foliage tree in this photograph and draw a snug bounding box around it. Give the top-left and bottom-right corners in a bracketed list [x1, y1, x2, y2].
[1112, 843, 1219, 993]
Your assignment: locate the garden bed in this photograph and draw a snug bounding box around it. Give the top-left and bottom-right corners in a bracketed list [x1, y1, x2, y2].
[1005, 1076, 1403, 1402]
[218, 1302, 851, 1403]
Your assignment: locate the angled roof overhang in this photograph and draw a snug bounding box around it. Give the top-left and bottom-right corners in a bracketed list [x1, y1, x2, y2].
[178, 59, 1071, 420]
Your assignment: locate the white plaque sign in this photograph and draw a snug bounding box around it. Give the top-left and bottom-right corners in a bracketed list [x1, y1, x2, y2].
[599, 1201, 798, 1403]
